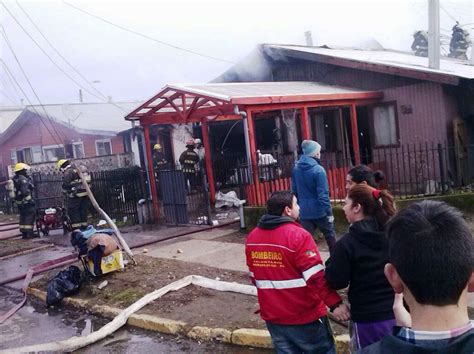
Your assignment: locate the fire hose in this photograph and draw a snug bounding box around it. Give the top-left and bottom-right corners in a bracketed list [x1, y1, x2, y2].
[0, 275, 256, 353]
[0, 219, 238, 324]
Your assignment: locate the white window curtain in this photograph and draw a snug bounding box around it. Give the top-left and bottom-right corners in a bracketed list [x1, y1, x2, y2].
[373, 105, 397, 146]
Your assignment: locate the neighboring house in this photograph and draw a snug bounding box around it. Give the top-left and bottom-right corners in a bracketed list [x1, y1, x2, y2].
[0, 102, 141, 176]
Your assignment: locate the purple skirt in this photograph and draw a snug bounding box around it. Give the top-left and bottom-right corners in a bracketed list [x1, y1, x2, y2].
[350, 318, 396, 351]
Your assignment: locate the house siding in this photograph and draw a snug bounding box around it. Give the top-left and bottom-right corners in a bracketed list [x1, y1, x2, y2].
[0, 114, 124, 174]
[271, 61, 455, 146]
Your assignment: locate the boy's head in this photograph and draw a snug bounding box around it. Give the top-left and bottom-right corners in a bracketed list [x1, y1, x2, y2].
[267, 190, 300, 221]
[385, 200, 473, 306]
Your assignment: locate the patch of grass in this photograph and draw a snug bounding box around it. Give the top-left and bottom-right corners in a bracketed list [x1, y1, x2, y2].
[110, 288, 145, 305]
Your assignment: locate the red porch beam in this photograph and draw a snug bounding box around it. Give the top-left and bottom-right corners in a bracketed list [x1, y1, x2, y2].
[350, 104, 361, 165]
[231, 91, 383, 105]
[300, 106, 310, 140]
[201, 120, 216, 204]
[143, 123, 160, 221]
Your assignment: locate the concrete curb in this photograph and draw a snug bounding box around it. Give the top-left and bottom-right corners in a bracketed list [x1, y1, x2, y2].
[27, 287, 349, 352]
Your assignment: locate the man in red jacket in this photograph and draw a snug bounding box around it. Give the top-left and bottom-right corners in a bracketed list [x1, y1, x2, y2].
[246, 190, 350, 353]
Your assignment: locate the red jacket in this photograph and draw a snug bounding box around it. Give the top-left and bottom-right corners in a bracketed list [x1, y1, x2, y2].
[245, 215, 341, 325]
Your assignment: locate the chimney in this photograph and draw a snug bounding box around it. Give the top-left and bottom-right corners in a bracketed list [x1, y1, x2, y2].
[79, 89, 83, 103]
[304, 31, 313, 46]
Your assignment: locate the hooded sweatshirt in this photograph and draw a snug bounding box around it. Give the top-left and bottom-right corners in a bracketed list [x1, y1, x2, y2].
[246, 214, 341, 325]
[292, 155, 332, 219]
[325, 218, 394, 322]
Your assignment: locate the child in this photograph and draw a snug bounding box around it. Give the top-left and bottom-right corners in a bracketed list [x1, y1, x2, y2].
[361, 200, 474, 353]
[325, 184, 396, 350]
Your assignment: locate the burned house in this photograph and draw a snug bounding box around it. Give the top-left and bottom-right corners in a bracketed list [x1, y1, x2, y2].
[127, 44, 474, 214]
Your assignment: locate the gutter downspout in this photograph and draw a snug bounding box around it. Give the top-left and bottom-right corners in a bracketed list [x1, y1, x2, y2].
[234, 105, 251, 175]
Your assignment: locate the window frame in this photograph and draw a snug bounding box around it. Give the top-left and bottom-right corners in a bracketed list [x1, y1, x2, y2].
[72, 141, 85, 158]
[369, 101, 400, 148]
[42, 144, 65, 162]
[95, 139, 112, 156]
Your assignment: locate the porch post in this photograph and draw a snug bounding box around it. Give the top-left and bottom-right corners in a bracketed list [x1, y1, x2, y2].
[143, 123, 160, 220]
[246, 109, 258, 171]
[350, 104, 361, 165]
[201, 120, 216, 203]
[300, 106, 310, 140]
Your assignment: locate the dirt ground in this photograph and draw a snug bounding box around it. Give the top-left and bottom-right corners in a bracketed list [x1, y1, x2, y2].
[32, 255, 348, 335]
[0, 239, 45, 258]
[0, 214, 18, 223]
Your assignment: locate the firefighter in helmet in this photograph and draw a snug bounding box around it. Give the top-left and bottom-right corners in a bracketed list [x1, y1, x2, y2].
[153, 143, 168, 171]
[57, 159, 90, 231]
[8, 163, 36, 239]
[179, 138, 200, 192]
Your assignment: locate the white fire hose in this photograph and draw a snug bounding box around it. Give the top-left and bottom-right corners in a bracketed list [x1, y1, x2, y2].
[1, 276, 256, 353]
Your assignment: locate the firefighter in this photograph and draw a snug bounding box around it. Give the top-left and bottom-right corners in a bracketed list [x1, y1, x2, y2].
[449, 22, 471, 60]
[57, 159, 90, 231]
[411, 30, 428, 57]
[8, 163, 36, 239]
[179, 138, 200, 192]
[153, 143, 168, 171]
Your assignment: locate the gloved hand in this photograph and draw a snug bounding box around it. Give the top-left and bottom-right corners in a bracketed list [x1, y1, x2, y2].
[327, 215, 335, 223]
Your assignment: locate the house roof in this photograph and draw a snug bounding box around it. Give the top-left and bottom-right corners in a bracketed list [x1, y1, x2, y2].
[0, 107, 23, 134]
[0, 101, 141, 135]
[263, 44, 474, 85]
[126, 81, 383, 121]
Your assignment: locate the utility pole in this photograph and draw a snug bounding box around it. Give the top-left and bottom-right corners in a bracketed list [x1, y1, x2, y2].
[428, 0, 440, 69]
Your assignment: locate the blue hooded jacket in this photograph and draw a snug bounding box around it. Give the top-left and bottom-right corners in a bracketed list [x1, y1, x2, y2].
[292, 155, 332, 219]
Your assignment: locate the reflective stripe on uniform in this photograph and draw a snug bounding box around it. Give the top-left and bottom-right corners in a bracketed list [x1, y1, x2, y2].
[255, 278, 307, 290]
[19, 224, 33, 229]
[71, 223, 82, 228]
[76, 192, 88, 197]
[302, 264, 325, 281]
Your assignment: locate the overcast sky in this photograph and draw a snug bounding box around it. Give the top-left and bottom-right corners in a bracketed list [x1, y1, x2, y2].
[0, 0, 472, 106]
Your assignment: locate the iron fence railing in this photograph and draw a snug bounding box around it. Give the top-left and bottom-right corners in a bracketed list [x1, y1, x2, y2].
[0, 167, 147, 224]
[208, 142, 474, 206]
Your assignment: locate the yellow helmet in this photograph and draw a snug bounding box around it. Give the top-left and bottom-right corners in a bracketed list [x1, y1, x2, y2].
[56, 159, 69, 170]
[14, 162, 30, 173]
[153, 143, 162, 150]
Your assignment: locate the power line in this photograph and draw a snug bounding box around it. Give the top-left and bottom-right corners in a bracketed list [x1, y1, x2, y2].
[0, 27, 63, 146]
[62, 1, 235, 65]
[15, 1, 108, 102]
[440, 5, 458, 23]
[0, 58, 63, 148]
[0, 2, 118, 107]
[1, 63, 22, 101]
[3, 2, 129, 113]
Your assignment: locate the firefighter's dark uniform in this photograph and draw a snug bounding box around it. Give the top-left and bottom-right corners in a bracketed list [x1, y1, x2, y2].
[153, 151, 168, 171]
[13, 174, 35, 238]
[62, 167, 89, 230]
[179, 148, 199, 191]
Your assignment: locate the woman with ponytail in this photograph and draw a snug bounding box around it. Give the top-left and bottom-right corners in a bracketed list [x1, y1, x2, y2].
[325, 184, 396, 351]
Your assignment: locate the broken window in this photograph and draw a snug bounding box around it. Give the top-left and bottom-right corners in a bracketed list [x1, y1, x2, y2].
[43, 145, 65, 162]
[372, 103, 399, 147]
[95, 139, 112, 156]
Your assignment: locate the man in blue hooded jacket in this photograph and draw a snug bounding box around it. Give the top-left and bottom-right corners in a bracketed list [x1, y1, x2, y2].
[292, 140, 336, 254]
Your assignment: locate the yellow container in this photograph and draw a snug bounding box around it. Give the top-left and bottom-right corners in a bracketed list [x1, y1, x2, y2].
[87, 250, 124, 276]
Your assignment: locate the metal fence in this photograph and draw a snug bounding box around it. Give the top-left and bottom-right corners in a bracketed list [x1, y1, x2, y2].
[155, 162, 212, 226]
[0, 167, 147, 224]
[208, 142, 474, 206]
